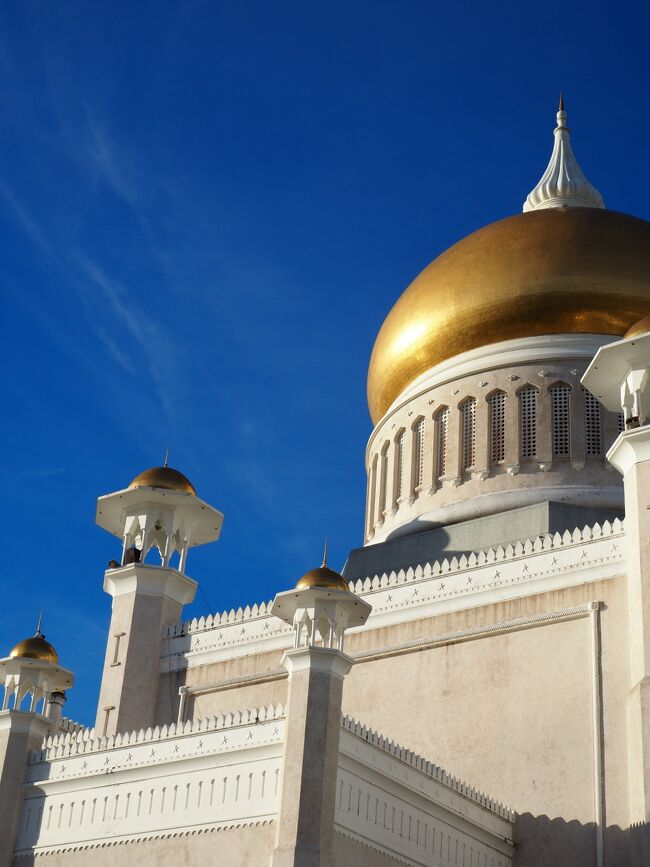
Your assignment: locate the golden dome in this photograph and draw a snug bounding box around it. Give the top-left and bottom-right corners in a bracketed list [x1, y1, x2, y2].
[128, 466, 196, 496]
[295, 543, 349, 591]
[368, 208, 650, 423]
[625, 316, 650, 339]
[10, 635, 58, 664]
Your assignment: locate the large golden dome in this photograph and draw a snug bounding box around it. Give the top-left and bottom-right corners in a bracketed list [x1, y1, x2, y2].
[368, 208, 650, 423]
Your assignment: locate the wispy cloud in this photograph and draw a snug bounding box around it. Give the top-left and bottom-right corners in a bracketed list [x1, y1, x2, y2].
[17, 466, 66, 480]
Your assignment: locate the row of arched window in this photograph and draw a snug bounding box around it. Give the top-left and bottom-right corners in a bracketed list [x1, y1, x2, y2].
[368, 384, 623, 532]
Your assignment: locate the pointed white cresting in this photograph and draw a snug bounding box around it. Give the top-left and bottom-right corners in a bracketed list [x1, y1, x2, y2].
[523, 97, 604, 212]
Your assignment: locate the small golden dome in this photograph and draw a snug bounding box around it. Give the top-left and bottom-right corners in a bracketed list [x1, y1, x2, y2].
[625, 316, 650, 339]
[368, 208, 650, 423]
[295, 566, 350, 591]
[295, 542, 350, 591]
[10, 635, 58, 664]
[128, 466, 196, 496]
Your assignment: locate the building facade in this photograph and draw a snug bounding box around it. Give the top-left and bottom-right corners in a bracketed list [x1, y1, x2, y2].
[2, 103, 650, 866]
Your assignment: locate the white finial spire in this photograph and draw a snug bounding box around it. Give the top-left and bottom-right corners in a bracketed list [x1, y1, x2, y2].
[523, 96, 605, 212]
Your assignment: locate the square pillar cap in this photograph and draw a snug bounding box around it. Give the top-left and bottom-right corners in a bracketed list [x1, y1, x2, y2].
[271, 585, 372, 628]
[96, 486, 223, 546]
[582, 332, 650, 412]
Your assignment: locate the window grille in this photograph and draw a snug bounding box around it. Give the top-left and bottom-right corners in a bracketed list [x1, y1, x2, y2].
[617, 413, 625, 433]
[414, 418, 425, 489]
[583, 389, 602, 456]
[378, 444, 389, 519]
[395, 431, 405, 501]
[435, 408, 449, 478]
[518, 387, 538, 459]
[460, 398, 476, 470]
[550, 384, 571, 457]
[368, 456, 377, 532]
[488, 391, 506, 463]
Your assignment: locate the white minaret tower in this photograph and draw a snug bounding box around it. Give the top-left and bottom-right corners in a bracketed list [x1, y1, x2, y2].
[583, 317, 650, 834]
[94, 460, 223, 737]
[0, 620, 73, 867]
[270, 547, 372, 867]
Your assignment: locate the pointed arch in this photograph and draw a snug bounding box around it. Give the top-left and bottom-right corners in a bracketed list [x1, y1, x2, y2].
[517, 384, 539, 459]
[378, 441, 390, 521]
[459, 397, 477, 471]
[393, 428, 406, 505]
[433, 406, 449, 480]
[411, 416, 425, 492]
[487, 390, 506, 465]
[549, 381, 572, 457]
[582, 387, 603, 456]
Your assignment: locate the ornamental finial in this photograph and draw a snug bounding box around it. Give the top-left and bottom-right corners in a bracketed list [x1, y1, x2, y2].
[523, 99, 604, 212]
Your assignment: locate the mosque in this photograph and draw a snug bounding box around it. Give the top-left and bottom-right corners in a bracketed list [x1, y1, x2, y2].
[2, 101, 650, 866]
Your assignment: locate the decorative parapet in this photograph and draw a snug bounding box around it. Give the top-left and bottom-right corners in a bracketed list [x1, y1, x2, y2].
[340, 716, 514, 821]
[337, 716, 514, 865]
[31, 703, 284, 764]
[162, 520, 625, 672]
[16, 704, 285, 856]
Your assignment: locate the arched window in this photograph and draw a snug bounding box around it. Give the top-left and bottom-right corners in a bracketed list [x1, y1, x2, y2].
[394, 430, 406, 503]
[367, 454, 378, 534]
[378, 442, 389, 521]
[460, 398, 476, 471]
[583, 388, 602, 456]
[549, 383, 571, 457]
[413, 418, 425, 490]
[487, 391, 506, 464]
[518, 386, 538, 459]
[434, 407, 449, 479]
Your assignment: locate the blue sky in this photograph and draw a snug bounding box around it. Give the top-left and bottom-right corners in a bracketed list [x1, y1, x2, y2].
[1, 1, 649, 724]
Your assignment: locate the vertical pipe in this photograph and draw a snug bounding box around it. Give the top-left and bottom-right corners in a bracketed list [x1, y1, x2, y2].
[590, 602, 605, 867]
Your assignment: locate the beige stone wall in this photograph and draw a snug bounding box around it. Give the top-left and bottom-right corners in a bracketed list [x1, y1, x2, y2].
[166, 575, 631, 858]
[13, 822, 275, 867]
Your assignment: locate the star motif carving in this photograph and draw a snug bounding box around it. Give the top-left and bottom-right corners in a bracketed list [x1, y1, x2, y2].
[522, 563, 529, 572]
[273, 727, 279, 735]
[263, 623, 270, 630]
[149, 749, 156, 757]
[126, 753, 133, 762]
[60, 765, 66, 774]
[412, 589, 419, 597]
[173, 745, 179, 753]
[466, 577, 472, 585]
[104, 757, 110, 765]
[494, 570, 500, 579]
[82, 761, 87, 769]
[247, 731, 253, 740]
[552, 557, 558, 565]
[241, 627, 246, 635]
[222, 736, 228, 745]
[387, 595, 392, 602]
[439, 583, 445, 590]
[581, 550, 588, 559]
[198, 740, 203, 749]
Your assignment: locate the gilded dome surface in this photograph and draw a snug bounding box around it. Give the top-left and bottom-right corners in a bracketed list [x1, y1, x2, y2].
[295, 565, 350, 591]
[10, 635, 59, 664]
[128, 466, 196, 496]
[368, 208, 650, 423]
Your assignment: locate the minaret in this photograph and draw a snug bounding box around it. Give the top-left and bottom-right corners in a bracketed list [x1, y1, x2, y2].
[270, 546, 372, 867]
[94, 462, 223, 737]
[582, 318, 650, 844]
[0, 622, 73, 867]
[524, 96, 605, 211]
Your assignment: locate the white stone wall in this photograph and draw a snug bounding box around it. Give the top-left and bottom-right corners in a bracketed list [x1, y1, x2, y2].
[162, 518, 624, 675]
[14, 706, 285, 858]
[336, 718, 514, 866]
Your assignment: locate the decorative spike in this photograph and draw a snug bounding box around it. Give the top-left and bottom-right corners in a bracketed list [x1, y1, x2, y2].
[524, 99, 604, 211]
